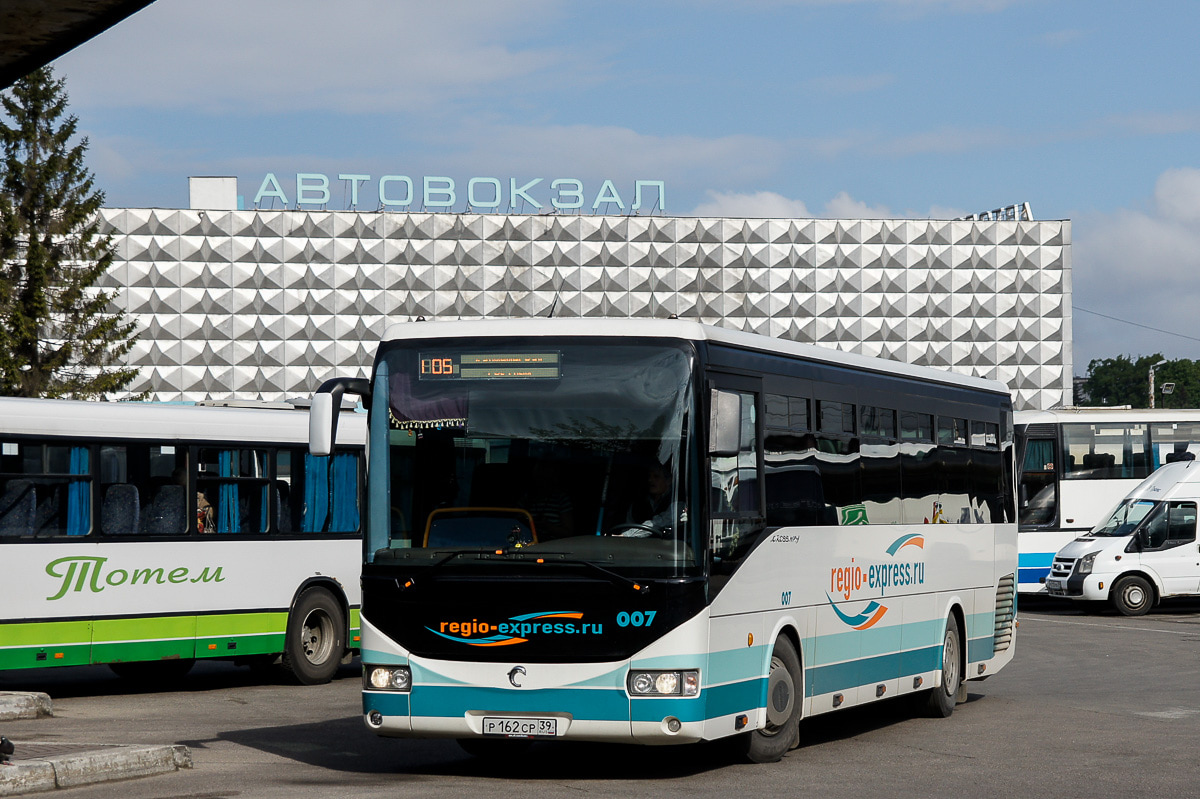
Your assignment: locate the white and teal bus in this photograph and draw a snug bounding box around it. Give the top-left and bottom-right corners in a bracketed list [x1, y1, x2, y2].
[0, 398, 365, 684]
[1015, 407, 1200, 594]
[313, 318, 1017, 761]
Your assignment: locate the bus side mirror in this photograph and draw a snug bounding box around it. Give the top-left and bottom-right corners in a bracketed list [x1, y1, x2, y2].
[310, 393, 335, 457]
[709, 389, 741, 457]
[310, 377, 371, 457]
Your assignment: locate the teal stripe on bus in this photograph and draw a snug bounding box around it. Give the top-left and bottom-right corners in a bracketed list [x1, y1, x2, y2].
[804, 644, 943, 696]
[410, 685, 630, 721]
[364, 691, 410, 717]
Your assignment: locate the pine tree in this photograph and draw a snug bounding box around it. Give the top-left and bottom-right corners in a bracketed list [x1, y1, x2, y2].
[0, 65, 138, 399]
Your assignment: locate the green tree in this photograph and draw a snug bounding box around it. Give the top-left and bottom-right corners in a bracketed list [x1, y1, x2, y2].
[1079, 354, 1200, 409]
[0, 65, 138, 398]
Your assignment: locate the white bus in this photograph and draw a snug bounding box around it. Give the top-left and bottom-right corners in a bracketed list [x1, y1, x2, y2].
[313, 318, 1018, 761]
[0, 398, 366, 684]
[1015, 407, 1200, 594]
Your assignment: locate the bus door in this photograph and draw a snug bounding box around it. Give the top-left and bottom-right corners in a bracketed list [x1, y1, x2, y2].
[706, 376, 764, 596]
[1017, 424, 1059, 528]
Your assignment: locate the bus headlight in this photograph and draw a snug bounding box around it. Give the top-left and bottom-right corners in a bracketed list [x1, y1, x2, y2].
[364, 665, 411, 692]
[1076, 552, 1097, 576]
[627, 669, 699, 697]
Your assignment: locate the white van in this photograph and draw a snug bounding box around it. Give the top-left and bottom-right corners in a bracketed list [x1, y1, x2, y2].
[1044, 459, 1200, 616]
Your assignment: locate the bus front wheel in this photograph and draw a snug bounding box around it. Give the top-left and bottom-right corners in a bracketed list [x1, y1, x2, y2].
[1111, 575, 1153, 616]
[923, 614, 962, 718]
[742, 636, 802, 763]
[282, 587, 346, 685]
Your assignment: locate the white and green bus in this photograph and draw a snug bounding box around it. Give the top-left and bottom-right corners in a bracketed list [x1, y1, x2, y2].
[0, 398, 365, 684]
[313, 318, 1017, 761]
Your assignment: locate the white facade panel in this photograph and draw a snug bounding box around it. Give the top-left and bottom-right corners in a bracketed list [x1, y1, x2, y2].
[97, 209, 1072, 410]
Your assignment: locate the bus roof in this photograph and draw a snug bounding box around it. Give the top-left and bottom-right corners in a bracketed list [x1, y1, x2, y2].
[381, 317, 1010, 396]
[0, 397, 367, 446]
[1015, 407, 1200, 424]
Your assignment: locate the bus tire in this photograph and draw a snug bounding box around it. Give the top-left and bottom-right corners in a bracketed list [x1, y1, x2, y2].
[281, 586, 346, 685]
[742, 636, 802, 763]
[1111, 575, 1153, 616]
[923, 613, 962, 718]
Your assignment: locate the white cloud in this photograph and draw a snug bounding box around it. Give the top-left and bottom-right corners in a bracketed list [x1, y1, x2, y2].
[1072, 167, 1200, 370]
[689, 190, 964, 219]
[823, 191, 892, 219]
[691, 190, 811, 218]
[54, 0, 574, 114]
[1154, 167, 1200, 223]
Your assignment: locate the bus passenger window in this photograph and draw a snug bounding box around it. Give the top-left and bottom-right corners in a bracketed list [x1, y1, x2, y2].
[0, 443, 91, 537]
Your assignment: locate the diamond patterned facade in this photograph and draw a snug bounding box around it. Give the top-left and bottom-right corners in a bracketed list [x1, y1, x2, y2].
[96, 209, 1072, 410]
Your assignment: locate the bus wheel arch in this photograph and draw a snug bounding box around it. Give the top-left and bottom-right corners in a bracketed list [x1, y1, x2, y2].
[1110, 573, 1156, 616]
[281, 579, 349, 685]
[742, 627, 803, 763]
[923, 604, 965, 718]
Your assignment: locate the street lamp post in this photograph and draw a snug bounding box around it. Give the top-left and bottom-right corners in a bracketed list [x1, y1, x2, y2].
[1150, 360, 1167, 409]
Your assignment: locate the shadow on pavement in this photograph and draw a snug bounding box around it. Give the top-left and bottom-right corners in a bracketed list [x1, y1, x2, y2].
[215, 691, 961, 780]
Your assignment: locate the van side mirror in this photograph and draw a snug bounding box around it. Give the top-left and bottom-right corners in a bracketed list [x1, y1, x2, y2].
[709, 389, 741, 457]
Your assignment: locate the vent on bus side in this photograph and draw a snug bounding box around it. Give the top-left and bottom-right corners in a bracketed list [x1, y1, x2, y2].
[993, 573, 1016, 652]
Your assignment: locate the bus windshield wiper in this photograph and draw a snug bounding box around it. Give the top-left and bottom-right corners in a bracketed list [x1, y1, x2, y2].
[500, 550, 651, 594]
[400, 548, 650, 595]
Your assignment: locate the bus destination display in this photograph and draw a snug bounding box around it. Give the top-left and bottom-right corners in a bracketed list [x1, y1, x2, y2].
[419, 352, 561, 380]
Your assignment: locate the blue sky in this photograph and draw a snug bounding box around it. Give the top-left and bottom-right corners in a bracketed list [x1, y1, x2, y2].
[43, 0, 1200, 374]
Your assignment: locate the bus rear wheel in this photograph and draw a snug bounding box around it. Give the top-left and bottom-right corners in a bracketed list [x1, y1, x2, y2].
[922, 613, 962, 718]
[281, 587, 346, 685]
[1111, 575, 1153, 616]
[742, 636, 802, 763]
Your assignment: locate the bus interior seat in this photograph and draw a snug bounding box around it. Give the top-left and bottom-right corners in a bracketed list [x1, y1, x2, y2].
[424, 507, 536, 548]
[101, 484, 141, 535]
[0, 479, 36, 536]
[1166, 442, 1195, 463]
[142, 483, 186, 535]
[1082, 453, 1115, 474]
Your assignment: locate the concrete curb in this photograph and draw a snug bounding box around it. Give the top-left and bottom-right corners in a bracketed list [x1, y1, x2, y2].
[0, 695, 52, 722]
[0, 744, 191, 796]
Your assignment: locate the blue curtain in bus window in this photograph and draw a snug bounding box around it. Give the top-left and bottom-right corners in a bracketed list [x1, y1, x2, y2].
[219, 450, 239, 533]
[260, 484, 269, 531]
[1023, 440, 1054, 471]
[330, 452, 359, 532]
[67, 446, 89, 536]
[303, 453, 329, 532]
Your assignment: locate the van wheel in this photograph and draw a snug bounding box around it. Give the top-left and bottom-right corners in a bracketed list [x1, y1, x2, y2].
[922, 614, 962, 718]
[741, 637, 802, 763]
[281, 587, 346, 685]
[1111, 575, 1153, 616]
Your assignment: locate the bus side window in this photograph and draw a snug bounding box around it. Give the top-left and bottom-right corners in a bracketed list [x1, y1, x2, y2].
[710, 389, 762, 567]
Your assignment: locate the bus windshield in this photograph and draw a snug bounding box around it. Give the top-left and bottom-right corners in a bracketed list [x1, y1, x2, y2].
[370, 340, 699, 576]
[1091, 498, 1157, 537]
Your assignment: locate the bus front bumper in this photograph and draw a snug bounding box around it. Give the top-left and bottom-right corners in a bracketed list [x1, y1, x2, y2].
[362, 688, 709, 744]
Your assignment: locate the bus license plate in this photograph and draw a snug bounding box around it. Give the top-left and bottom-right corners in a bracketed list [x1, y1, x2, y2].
[482, 717, 558, 737]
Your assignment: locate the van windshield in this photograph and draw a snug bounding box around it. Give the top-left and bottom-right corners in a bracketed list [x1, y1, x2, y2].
[1091, 499, 1158, 537]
